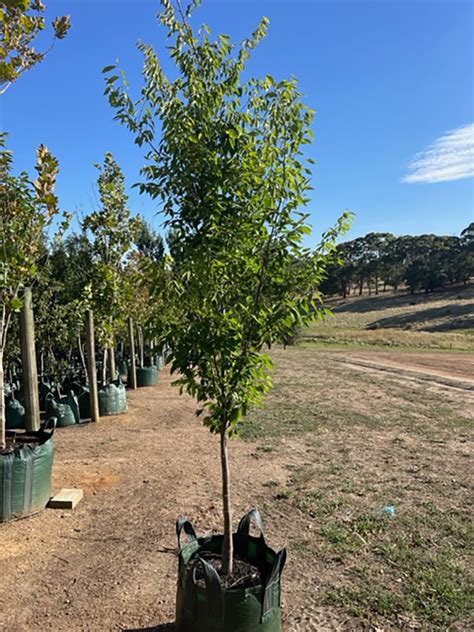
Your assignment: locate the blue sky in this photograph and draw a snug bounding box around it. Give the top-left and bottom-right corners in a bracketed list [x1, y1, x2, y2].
[1, 0, 473, 243]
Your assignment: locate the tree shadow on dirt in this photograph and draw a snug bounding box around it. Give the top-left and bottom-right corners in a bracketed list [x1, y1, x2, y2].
[332, 286, 473, 315]
[123, 624, 175, 631]
[367, 303, 474, 331]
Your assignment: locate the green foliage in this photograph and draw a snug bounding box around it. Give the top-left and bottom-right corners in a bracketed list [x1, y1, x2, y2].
[0, 134, 68, 445]
[104, 0, 351, 436]
[0, 0, 70, 94]
[82, 153, 141, 347]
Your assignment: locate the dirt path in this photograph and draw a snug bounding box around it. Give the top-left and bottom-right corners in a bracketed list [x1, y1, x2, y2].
[0, 369, 341, 632]
[334, 351, 474, 392]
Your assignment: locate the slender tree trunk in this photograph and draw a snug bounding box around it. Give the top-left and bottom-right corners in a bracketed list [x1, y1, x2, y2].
[20, 288, 40, 432]
[359, 278, 363, 295]
[85, 310, 100, 423]
[138, 327, 144, 368]
[375, 275, 379, 295]
[0, 348, 5, 450]
[78, 334, 87, 376]
[128, 317, 137, 390]
[220, 429, 233, 576]
[102, 348, 107, 385]
[108, 346, 116, 381]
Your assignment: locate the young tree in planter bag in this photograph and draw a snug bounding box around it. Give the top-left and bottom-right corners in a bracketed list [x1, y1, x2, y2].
[105, 0, 351, 624]
[0, 137, 69, 448]
[83, 153, 141, 385]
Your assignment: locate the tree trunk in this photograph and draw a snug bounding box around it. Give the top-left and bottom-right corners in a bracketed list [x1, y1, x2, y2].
[78, 334, 87, 376]
[108, 346, 116, 381]
[0, 348, 5, 450]
[220, 429, 233, 576]
[138, 327, 144, 368]
[128, 317, 137, 390]
[86, 310, 100, 423]
[20, 288, 40, 432]
[102, 348, 108, 385]
[375, 275, 379, 295]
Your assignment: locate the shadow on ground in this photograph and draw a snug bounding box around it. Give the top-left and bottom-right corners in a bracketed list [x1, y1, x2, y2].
[123, 624, 175, 631]
[331, 286, 473, 315]
[368, 303, 474, 331]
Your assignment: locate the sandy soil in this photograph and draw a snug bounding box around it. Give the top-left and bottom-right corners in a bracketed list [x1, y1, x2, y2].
[0, 351, 472, 631]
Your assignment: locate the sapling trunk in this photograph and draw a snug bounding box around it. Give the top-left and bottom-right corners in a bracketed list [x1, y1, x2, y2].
[108, 346, 116, 381]
[0, 349, 5, 450]
[220, 428, 233, 576]
[102, 348, 108, 385]
[78, 334, 87, 376]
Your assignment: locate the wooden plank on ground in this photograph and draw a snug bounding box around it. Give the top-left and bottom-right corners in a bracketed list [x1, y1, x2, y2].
[48, 489, 83, 510]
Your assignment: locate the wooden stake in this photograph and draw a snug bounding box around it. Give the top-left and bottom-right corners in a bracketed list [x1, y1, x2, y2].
[128, 317, 137, 390]
[20, 288, 40, 432]
[86, 310, 100, 423]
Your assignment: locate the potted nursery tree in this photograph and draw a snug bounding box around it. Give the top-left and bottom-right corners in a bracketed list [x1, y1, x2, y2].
[82, 153, 140, 414]
[105, 0, 351, 628]
[0, 138, 70, 520]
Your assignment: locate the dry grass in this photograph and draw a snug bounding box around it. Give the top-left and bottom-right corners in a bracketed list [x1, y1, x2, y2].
[303, 286, 474, 351]
[241, 347, 474, 630]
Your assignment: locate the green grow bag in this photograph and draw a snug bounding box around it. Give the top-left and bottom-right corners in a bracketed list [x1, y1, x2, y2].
[0, 420, 55, 522]
[98, 380, 127, 416]
[5, 396, 26, 430]
[45, 391, 80, 427]
[135, 366, 158, 387]
[38, 380, 52, 412]
[176, 509, 286, 632]
[118, 359, 129, 377]
[71, 383, 91, 421]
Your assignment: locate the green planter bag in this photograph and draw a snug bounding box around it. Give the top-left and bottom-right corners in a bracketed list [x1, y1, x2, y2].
[98, 380, 127, 416]
[0, 419, 55, 522]
[45, 391, 80, 427]
[5, 395, 26, 430]
[71, 382, 91, 421]
[118, 359, 129, 377]
[175, 509, 286, 632]
[135, 366, 158, 387]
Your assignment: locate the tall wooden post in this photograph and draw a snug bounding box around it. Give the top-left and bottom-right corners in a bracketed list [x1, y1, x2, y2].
[128, 316, 137, 390]
[86, 310, 100, 423]
[20, 288, 40, 432]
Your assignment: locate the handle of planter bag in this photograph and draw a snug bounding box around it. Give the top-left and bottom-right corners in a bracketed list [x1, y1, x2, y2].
[262, 547, 287, 621]
[193, 556, 223, 624]
[176, 518, 197, 550]
[237, 508, 265, 540]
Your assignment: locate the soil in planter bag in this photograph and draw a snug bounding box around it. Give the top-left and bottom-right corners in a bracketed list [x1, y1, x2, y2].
[0, 419, 55, 522]
[175, 509, 286, 632]
[98, 380, 127, 415]
[45, 391, 80, 427]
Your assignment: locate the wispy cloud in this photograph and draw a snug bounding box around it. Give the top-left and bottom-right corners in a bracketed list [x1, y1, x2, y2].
[403, 123, 474, 184]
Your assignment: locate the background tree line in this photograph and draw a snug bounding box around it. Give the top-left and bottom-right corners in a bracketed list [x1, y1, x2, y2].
[320, 224, 474, 298]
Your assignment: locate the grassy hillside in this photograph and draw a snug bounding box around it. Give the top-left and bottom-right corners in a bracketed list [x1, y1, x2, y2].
[303, 285, 474, 351]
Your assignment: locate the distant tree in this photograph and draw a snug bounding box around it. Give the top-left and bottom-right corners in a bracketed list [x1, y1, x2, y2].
[135, 219, 165, 262]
